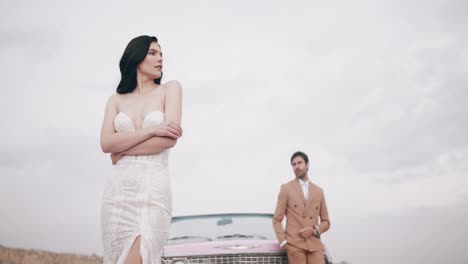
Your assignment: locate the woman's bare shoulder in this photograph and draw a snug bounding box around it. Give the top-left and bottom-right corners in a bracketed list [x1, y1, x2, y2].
[111, 92, 127, 101]
[161, 80, 182, 91]
[106, 93, 126, 109]
[106, 93, 119, 104]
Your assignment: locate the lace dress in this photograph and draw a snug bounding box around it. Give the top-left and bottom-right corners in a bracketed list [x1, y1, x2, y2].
[101, 111, 172, 264]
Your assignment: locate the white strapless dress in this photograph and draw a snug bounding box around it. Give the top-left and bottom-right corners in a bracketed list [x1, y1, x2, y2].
[101, 111, 172, 264]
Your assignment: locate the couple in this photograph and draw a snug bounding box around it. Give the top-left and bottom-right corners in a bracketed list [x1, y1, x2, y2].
[99, 35, 330, 264]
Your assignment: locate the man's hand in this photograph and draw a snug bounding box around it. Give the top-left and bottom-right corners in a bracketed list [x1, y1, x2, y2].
[111, 153, 123, 165]
[313, 225, 321, 238]
[299, 227, 315, 239]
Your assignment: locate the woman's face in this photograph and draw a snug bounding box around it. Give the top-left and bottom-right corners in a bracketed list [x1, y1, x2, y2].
[137, 42, 163, 79]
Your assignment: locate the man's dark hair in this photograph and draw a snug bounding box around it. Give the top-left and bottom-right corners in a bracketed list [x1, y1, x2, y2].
[290, 151, 309, 164]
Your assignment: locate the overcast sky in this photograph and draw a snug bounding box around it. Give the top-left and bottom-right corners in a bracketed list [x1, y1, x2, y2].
[1, 0, 467, 263]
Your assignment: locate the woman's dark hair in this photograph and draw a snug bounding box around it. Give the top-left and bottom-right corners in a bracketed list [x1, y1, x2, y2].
[291, 151, 309, 164]
[116, 35, 162, 94]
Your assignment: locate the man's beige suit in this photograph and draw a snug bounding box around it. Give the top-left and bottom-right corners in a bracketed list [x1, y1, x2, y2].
[273, 179, 330, 253]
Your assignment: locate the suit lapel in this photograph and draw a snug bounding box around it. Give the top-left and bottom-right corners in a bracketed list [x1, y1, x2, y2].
[292, 179, 307, 205]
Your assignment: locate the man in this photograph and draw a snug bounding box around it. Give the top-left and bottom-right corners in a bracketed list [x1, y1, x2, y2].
[273, 151, 330, 264]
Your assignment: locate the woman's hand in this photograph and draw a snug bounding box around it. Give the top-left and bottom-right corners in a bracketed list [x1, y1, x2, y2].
[151, 121, 183, 139]
[111, 152, 123, 165]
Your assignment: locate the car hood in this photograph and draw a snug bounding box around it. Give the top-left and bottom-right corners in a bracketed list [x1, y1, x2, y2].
[163, 240, 284, 257]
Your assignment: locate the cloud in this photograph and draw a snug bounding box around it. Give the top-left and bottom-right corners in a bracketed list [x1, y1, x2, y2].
[0, 28, 60, 60]
[327, 193, 468, 264]
[1, 0, 467, 261]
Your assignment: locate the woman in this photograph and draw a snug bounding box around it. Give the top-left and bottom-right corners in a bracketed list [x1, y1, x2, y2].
[100, 35, 182, 264]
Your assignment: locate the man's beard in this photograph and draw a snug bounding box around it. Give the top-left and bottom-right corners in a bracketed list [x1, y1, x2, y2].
[295, 170, 306, 179]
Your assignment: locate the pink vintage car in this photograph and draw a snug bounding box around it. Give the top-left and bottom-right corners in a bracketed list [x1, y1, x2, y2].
[161, 213, 332, 264]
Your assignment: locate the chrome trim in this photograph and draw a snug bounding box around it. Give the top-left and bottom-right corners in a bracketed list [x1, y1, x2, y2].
[162, 253, 288, 264]
[165, 258, 190, 264]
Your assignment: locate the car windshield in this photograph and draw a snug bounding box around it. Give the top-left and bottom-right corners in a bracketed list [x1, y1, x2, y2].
[166, 214, 276, 245]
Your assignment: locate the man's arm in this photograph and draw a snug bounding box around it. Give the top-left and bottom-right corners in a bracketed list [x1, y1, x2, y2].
[317, 190, 330, 234]
[273, 185, 288, 245]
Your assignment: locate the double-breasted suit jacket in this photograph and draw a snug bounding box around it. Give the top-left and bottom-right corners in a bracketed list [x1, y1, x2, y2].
[273, 179, 330, 252]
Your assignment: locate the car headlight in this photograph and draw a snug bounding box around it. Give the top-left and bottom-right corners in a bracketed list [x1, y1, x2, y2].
[170, 258, 190, 264]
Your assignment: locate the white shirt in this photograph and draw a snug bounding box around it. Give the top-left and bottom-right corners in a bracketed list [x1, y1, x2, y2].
[298, 178, 309, 200]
